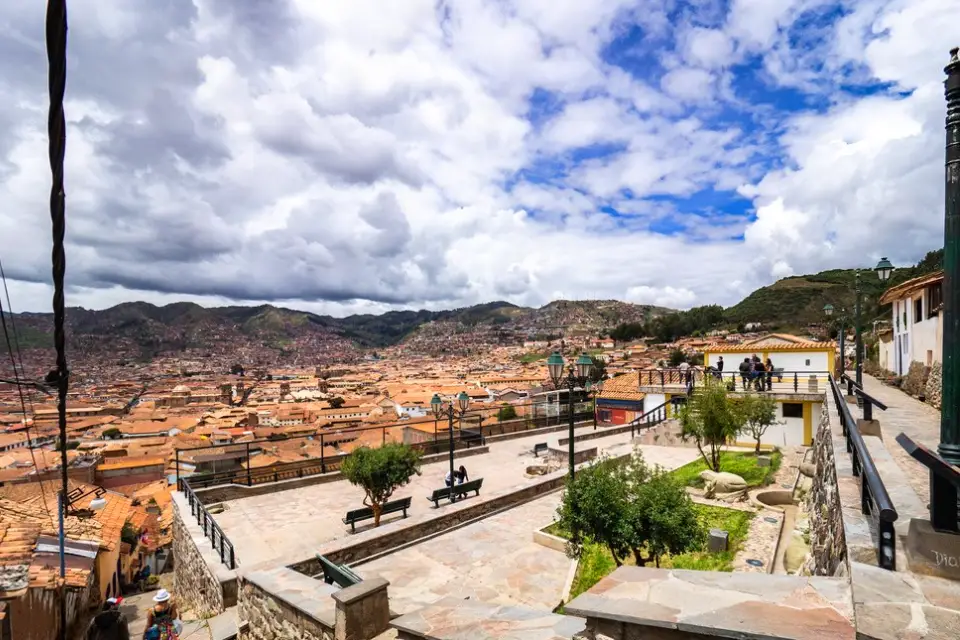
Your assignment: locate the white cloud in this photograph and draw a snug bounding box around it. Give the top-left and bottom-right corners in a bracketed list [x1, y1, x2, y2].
[0, 0, 958, 322]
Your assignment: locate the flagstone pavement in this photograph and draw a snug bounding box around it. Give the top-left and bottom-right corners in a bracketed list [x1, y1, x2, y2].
[214, 426, 700, 568]
[858, 374, 943, 508]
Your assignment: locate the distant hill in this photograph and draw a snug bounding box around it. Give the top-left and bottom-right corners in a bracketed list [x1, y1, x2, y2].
[725, 249, 944, 330]
[3, 299, 675, 363]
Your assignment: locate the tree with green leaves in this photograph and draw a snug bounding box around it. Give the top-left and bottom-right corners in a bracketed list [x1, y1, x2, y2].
[556, 456, 634, 565]
[556, 452, 705, 568]
[669, 348, 687, 367]
[678, 378, 746, 472]
[103, 428, 122, 440]
[589, 355, 607, 383]
[497, 404, 517, 421]
[629, 465, 704, 567]
[340, 443, 422, 526]
[739, 393, 779, 454]
[328, 396, 345, 409]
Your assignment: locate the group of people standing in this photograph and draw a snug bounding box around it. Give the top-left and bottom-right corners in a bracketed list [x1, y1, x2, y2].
[737, 354, 775, 391]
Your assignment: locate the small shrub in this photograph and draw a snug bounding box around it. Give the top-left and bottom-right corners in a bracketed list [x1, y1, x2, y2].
[902, 361, 928, 397]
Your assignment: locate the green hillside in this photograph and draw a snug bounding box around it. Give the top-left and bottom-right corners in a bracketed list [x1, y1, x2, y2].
[726, 250, 943, 330]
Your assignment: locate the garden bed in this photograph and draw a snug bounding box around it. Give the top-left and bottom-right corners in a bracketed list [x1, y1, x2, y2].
[548, 503, 754, 602]
[669, 450, 782, 489]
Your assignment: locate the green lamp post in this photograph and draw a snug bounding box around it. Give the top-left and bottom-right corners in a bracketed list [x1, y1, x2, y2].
[547, 351, 594, 480]
[430, 391, 471, 503]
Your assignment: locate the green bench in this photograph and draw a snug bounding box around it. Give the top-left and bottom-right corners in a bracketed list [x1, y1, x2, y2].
[426, 478, 484, 507]
[342, 496, 411, 532]
[316, 554, 361, 588]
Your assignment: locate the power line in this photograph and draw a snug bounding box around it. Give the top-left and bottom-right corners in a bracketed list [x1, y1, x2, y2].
[0, 264, 54, 523]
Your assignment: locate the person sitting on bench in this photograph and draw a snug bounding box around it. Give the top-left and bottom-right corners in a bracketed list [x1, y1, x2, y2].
[456, 465, 469, 499]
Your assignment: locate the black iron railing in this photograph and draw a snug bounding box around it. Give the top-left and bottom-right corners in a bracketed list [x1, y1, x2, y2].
[637, 368, 832, 394]
[829, 375, 898, 570]
[630, 401, 669, 438]
[180, 478, 237, 569]
[840, 373, 889, 422]
[177, 408, 595, 491]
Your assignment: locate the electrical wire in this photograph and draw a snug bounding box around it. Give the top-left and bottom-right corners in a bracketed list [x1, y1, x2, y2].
[0, 272, 53, 521]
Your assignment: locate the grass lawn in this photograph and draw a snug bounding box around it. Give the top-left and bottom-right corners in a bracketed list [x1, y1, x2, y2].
[562, 504, 754, 601]
[669, 451, 782, 489]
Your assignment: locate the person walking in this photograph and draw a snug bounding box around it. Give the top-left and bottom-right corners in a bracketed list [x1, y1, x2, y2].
[144, 590, 181, 640]
[86, 598, 130, 640]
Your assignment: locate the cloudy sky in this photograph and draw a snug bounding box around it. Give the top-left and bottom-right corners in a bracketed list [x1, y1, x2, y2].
[1, 0, 957, 317]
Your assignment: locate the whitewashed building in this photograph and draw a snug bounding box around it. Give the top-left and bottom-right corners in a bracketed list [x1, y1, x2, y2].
[878, 271, 943, 375]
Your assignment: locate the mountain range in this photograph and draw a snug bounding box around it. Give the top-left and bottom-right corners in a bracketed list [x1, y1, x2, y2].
[2, 249, 943, 364]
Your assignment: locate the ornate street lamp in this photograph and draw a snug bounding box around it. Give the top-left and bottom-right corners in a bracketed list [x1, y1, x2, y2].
[547, 352, 594, 480]
[875, 257, 894, 282]
[430, 391, 470, 503]
[940, 47, 960, 468]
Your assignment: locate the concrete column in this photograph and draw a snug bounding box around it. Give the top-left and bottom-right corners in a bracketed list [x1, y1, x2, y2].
[332, 577, 391, 640]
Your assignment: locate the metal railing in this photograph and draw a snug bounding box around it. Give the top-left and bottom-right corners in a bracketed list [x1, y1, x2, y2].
[840, 373, 889, 422]
[637, 368, 832, 394]
[180, 478, 237, 569]
[176, 406, 595, 491]
[828, 375, 898, 570]
[630, 401, 669, 438]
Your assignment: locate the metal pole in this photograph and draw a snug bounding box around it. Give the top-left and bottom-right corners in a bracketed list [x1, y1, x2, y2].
[568, 371, 575, 481]
[940, 46, 960, 466]
[58, 490, 66, 638]
[838, 319, 846, 377]
[855, 271, 864, 387]
[448, 407, 456, 503]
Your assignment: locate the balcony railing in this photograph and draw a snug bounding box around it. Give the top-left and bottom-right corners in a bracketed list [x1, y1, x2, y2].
[828, 375, 898, 570]
[636, 368, 832, 394]
[180, 478, 237, 569]
[176, 404, 596, 491]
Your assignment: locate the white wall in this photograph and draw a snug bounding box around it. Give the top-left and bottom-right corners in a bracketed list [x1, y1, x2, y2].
[643, 393, 666, 414]
[891, 293, 941, 375]
[767, 351, 829, 373]
[745, 401, 819, 447]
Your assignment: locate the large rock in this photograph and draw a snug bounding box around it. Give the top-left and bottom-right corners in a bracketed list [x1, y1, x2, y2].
[700, 471, 747, 499]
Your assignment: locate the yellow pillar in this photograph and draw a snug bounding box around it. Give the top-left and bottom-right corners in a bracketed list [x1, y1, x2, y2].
[826, 347, 836, 377]
[665, 394, 672, 418]
[802, 402, 813, 445]
[704, 352, 711, 368]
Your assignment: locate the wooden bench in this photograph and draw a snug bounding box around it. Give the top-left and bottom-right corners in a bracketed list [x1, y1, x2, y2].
[460, 429, 484, 447]
[426, 478, 484, 508]
[533, 442, 549, 457]
[316, 554, 361, 588]
[341, 496, 412, 532]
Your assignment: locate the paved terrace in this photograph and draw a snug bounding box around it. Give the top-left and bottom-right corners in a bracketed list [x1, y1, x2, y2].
[213, 427, 699, 568]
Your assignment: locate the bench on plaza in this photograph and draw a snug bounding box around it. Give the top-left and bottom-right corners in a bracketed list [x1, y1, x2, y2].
[426, 478, 484, 508]
[460, 429, 484, 447]
[533, 442, 548, 457]
[772, 367, 784, 382]
[316, 553, 361, 588]
[341, 496, 412, 532]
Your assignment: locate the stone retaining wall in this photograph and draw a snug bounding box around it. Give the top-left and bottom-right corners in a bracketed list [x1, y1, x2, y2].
[239, 574, 334, 640]
[926, 361, 943, 409]
[172, 492, 236, 617]
[803, 402, 847, 577]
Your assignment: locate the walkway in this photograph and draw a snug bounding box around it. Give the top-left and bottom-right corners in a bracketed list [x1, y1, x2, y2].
[357, 493, 569, 615]
[858, 375, 941, 508]
[214, 426, 699, 568]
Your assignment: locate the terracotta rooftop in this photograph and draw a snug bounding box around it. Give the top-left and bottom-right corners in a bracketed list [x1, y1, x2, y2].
[598, 373, 645, 402]
[706, 333, 835, 352]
